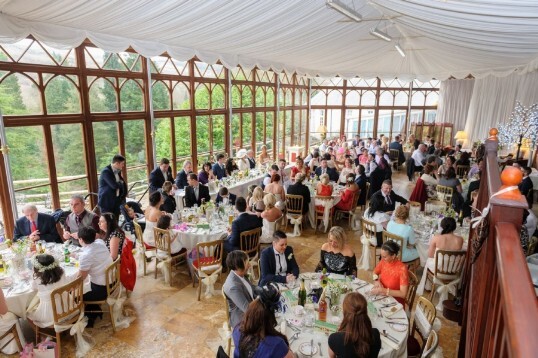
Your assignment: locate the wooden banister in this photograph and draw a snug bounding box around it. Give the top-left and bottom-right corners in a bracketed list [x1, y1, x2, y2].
[459, 128, 538, 357]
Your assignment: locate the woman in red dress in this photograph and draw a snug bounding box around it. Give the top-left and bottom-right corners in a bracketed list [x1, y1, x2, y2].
[371, 240, 409, 306]
[290, 157, 310, 180]
[334, 173, 359, 211]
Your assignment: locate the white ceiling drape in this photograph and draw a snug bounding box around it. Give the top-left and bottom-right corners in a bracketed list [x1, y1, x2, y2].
[436, 79, 475, 135]
[0, 0, 537, 80]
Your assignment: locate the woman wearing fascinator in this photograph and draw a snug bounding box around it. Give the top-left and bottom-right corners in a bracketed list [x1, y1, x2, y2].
[232, 283, 294, 358]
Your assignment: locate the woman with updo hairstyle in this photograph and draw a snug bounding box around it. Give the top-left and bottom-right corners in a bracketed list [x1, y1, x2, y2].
[334, 173, 359, 211]
[386, 205, 419, 263]
[264, 173, 286, 203]
[160, 181, 177, 214]
[248, 187, 266, 213]
[143, 190, 167, 248]
[233, 283, 294, 358]
[261, 193, 282, 222]
[27, 254, 75, 328]
[329, 292, 381, 358]
[371, 240, 409, 305]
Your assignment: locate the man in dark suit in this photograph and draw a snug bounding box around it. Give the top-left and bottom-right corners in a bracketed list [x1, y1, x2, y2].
[98, 154, 128, 219]
[224, 197, 263, 254]
[184, 173, 210, 208]
[13, 204, 61, 243]
[246, 149, 256, 169]
[286, 173, 311, 214]
[389, 135, 406, 165]
[259, 231, 299, 286]
[149, 158, 175, 194]
[174, 160, 193, 189]
[427, 139, 436, 155]
[215, 187, 237, 206]
[519, 167, 534, 207]
[315, 159, 338, 182]
[370, 179, 408, 213]
[212, 153, 227, 179]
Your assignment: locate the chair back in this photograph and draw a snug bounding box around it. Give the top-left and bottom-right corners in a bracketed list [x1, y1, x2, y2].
[106, 257, 121, 297]
[133, 221, 146, 253]
[382, 230, 404, 261]
[409, 201, 422, 210]
[411, 296, 437, 347]
[364, 182, 370, 200]
[154, 227, 172, 255]
[421, 330, 439, 358]
[361, 218, 377, 244]
[433, 249, 466, 279]
[350, 189, 361, 212]
[435, 185, 453, 207]
[51, 276, 84, 325]
[456, 165, 470, 179]
[221, 288, 232, 331]
[406, 271, 419, 310]
[240, 227, 261, 259]
[389, 149, 400, 168]
[314, 195, 333, 215]
[195, 239, 224, 270]
[528, 236, 538, 256]
[286, 194, 304, 216]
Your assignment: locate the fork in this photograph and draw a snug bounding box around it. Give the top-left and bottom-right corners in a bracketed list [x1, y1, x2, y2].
[289, 332, 300, 344]
[318, 341, 323, 356]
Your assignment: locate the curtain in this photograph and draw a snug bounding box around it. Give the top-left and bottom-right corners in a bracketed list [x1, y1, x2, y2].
[436, 79, 475, 136]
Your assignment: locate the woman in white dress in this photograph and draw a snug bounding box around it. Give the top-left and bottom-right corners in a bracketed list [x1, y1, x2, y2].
[27, 254, 75, 328]
[338, 158, 355, 186]
[143, 191, 167, 248]
[156, 215, 184, 255]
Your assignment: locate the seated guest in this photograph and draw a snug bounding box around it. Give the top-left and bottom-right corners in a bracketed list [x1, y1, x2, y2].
[421, 164, 439, 199]
[149, 158, 175, 194]
[290, 157, 310, 181]
[467, 158, 483, 180]
[448, 144, 462, 157]
[328, 292, 381, 358]
[286, 173, 311, 214]
[316, 173, 333, 196]
[371, 241, 409, 306]
[174, 160, 193, 189]
[258, 145, 271, 166]
[212, 153, 227, 179]
[27, 254, 75, 328]
[386, 206, 419, 263]
[389, 135, 406, 165]
[261, 194, 282, 222]
[264, 174, 286, 204]
[197, 161, 215, 185]
[462, 171, 481, 218]
[375, 147, 391, 166]
[338, 158, 355, 186]
[437, 155, 456, 177]
[122, 201, 145, 232]
[248, 186, 266, 213]
[160, 181, 177, 214]
[354, 165, 368, 206]
[0, 289, 25, 355]
[370, 180, 408, 213]
[225, 157, 239, 176]
[156, 215, 184, 255]
[316, 226, 357, 276]
[62, 194, 100, 246]
[216, 187, 237, 206]
[259, 231, 299, 286]
[335, 173, 360, 211]
[363, 195, 390, 247]
[223, 250, 260, 329]
[14, 204, 61, 243]
[357, 147, 369, 166]
[262, 164, 279, 189]
[364, 153, 377, 178]
[407, 144, 427, 181]
[77, 227, 113, 327]
[519, 167, 534, 207]
[427, 139, 436, 155]
[315, 158, 339, 182]
[98, 212, 125, 260]
[184, 173, 211, 208]
[308, 151, 321, 172]
[368, 157, 391, 196]
[236, 149, 250, 171]
[224, 197, 263, 254]
[438, 167, 464, 211]
[143, 191, 167, 248]
[455, 151, 471, 167]
[232, 283, 294, 358]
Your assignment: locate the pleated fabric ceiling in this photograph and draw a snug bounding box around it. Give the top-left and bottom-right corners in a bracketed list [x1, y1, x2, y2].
[0, 0, 537, 80]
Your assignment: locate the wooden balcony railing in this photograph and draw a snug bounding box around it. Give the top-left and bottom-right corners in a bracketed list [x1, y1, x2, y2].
[459, 129, 538, 357]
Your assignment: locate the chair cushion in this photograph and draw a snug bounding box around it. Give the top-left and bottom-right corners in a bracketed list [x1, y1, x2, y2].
[144, 242, 155, 250]
[407, 335, 422, 357]
[192, 257, 217, 269]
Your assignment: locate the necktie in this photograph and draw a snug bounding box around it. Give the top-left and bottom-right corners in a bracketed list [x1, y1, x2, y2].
[276, 254, 283, 273]
[386, 195, 392, 205]
[75, 215, 81, 226]
[30, 221, 37, 233]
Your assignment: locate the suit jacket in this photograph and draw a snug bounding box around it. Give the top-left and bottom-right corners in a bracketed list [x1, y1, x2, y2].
[212, 163, 227, 180]
[13, 213, 61, 243]
[174, 170, 191, 189]
[247, 157, 256, 169]
[259, 246, 300, 287]
[98, 165, 127, 213]
[160, 192, 177, 214]
[286, 182, 311, 214]
[226, 212, 263, 250]
[389, 141, 405, 164]
[519, 177, 533, 197]
[149, 167, 174, 193]
[184, 184, 211, 208]
[216, 193, 237, 206]
[371, 190, 408, 212]
[223, 271, 260, 329]
[315, 167, 339, 182]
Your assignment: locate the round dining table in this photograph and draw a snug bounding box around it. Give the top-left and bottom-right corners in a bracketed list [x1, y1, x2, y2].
[305, 183, 343, 232]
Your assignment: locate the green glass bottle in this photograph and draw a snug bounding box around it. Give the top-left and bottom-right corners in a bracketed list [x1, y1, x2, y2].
[298, 278, 307, 307]
[321, 268, 328, 288]
[64, 247, 70, 263]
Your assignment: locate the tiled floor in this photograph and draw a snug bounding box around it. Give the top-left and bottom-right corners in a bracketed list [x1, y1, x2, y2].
[6, 171, 463, 357]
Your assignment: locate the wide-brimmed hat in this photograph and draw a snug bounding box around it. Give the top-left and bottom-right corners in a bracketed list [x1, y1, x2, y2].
[236, 149, 247, 159]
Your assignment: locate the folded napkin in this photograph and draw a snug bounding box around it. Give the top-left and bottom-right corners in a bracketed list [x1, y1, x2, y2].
[381, 302, 404, 318]
[380, 333, 400, 350]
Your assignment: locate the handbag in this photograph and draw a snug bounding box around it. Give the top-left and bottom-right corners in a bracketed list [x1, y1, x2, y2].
[20, 340, 58, 358]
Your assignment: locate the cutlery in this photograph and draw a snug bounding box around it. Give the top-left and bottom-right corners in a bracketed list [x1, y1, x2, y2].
[286, 321, 300, 332]
[5, 287, 13, 296]
[310, 339, 314, 354]
[381, 302, 397, 308]
[385, 320, 408, 326]
[385, 317, 406, 320]
[371, 295, 387, 302]
[289, 332, 300, 344]
[382, 330, 399, 344]
[318, 342, 323, 356]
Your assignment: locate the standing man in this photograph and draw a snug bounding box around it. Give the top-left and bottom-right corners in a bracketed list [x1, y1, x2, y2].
[13, 205, 61, 243]
[407, 144, 427, 181]
[149, 158, 175, 194]
[246, 149, 256, 169]
[278, 158, 288, 187]
[63, 194, 100, 245]
[212, 153, 227, 179]
[184, 173, 210, 208]
[98, 154, 127, 219]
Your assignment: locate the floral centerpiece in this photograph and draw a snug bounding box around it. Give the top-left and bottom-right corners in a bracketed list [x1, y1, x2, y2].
[325, 280, 352, 307]
[10, 237, 30, 273]
[439, 207, 457, 219]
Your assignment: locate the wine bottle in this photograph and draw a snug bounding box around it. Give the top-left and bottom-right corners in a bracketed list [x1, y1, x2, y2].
[298, 278, 307, 307]
[321, 268, 328, 288]
[318, 288, 327, 322]
[0, 254, 4, 274]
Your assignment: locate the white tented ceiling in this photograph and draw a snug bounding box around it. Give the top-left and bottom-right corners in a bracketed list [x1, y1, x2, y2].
[0, 0, 537, 80]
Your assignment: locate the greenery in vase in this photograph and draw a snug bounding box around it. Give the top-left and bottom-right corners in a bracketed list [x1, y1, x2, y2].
[11, 237, 30, 255]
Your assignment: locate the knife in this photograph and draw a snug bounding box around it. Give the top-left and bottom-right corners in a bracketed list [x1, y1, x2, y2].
[310, 339, 314, 354]
[382, 330, 399, 344]
[372, 295, 387, 302]
[385, 320, 408, 326]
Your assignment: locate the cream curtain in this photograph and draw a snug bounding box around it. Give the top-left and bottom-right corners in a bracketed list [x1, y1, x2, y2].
[435, 79, 475, 135]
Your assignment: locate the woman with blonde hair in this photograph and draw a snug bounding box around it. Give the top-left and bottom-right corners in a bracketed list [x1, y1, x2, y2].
[261, 193, 282, 222]
[316, 173, 333, 196]
[258, 145, 271, 166]
[386, 205, 419, 263]
[334, 173, 359, 211]
[264, 174, 286, 203]
[316, 226, 357, 276]
[328, 292, 381, 358]
[249, 187, 266, 213]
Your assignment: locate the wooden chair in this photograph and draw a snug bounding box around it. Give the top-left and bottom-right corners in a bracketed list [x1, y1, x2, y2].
[221, 289, 233, 357]
[382, 230, 420, 273]
[153, 227, 188, 285]
[84, 257, 122, 332]
[285, 194, 304, 233]
[406, 271, 419, 316]
[421, 330, 439, 358]
[192, 238, 224, 301]
[426, 250, 466, 304]
[435, 185, 453, 207]
[133, 220, 155, 276]
[334, 189, 361, 229]
[36, 276, 84, 356]
[528, 236, 538, 256]
[0, 322, 23, 353]
[456, 165, 470, 179]
[359, 182, 371, 212]
[240, 227, 262, 280]
[389, 149, 401, 171]
[407, 296, 437, 357]
[314, 195, 334, 234]
[361, 218, 380, 269]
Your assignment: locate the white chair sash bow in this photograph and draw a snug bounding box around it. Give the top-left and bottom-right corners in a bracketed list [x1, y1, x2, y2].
[286, 214, 302, 237]
[357, 235, 375, 271]
[157, 257, 172, 284]
[54, 311, 95, 358]
[198, 265, 222, 298]
[432, 276, 461, 311]
[106, 286, 135, 330]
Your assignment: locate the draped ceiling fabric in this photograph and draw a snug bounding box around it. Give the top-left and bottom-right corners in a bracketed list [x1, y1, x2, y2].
[0, 0, 537, 81]
[435, 79, 475, 135]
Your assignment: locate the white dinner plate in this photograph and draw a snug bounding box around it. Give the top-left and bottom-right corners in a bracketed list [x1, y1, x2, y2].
[389, 322, 407, 332]
[299, 342, 318, 356]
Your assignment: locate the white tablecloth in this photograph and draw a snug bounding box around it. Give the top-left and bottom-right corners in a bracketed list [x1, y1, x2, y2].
[172, 227, 227, 251]
[281, 273, 407, 357]
[307, 195, 341, 232]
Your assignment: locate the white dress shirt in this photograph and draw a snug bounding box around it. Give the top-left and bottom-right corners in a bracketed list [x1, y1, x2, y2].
[273, 248, 287, 277]
[79, 240, 113, 286]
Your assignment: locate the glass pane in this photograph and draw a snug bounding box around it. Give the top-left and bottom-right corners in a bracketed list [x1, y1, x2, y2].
[267, 88, 275, 107]
[89, 77, 118, 112]
[231, 114, 241, 153]
[172, 82, 190, 110]
[379, 91, 394, 106]
[411, 91, 426, 106]
[174, 116, 192, 164]
[360, 109, 375, 138]
[293, 110, 301, 146]
[265, 112, 274, 152]
[231, 85, 241, 108]
[93, 121, 119, 171]
[6, 126, 51, 213]
[194, 83, 210, 109]
[0, 72, 42, 115]
[361, 91, 376, 106]
[242, 113, 252, 150]
[394, 91, 409, 107]
[377, 110, 392, 137]
[425, 92, 439, 106]
[242, 86, 253, 108]
[155, 118, 172, 160]
[255, 87, 265, 107]
[284, 110, 292, 150]
[51, 124, 88, 209]
[327, 90, 342, 106]
[213, 115, 226, 152]
[120, 79, 144, 112]
[344, 109, 360, 139]
[255, 112, 264, 149]
[211, 84, 225, 109]
[152, 81, 171, 110]
[326, 109, 342, 139]
[45, 75, 81, 114]
[345, 90, 360, 106]
[124, 120, 147, 183]
[196, 116, 210, 158]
